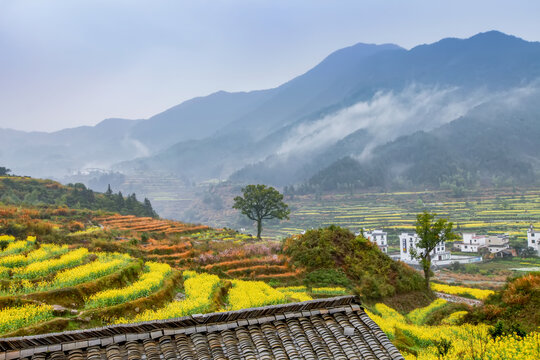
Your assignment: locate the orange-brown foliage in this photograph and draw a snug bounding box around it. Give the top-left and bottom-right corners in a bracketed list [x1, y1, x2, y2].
[204, 256, 284, 270]
[95, 214, 209, 234]
[502, 273, 540, 305]
[68, 221, 85, 232]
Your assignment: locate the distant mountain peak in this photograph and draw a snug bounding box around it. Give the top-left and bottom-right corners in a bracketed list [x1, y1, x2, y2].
[467, 30, 528, 43]
[470, 30, 520, 40]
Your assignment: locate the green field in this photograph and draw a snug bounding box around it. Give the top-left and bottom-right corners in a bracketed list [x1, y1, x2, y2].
[259, 188, 540, 245]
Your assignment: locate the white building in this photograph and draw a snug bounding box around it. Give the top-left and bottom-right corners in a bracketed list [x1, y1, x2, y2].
[455, 233, 509, 254]
[485, 234, 510, 254]
[364, 229, 388, 253]
[398, 232, 451, 264]
[456, 233, 486, 252]
[527, 225, 540, 256]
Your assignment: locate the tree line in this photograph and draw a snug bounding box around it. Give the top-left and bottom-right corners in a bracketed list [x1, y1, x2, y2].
[0, 176, 157, 218]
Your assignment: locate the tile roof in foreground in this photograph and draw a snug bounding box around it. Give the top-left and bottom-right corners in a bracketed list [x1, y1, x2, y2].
[0, 295, 404, 360]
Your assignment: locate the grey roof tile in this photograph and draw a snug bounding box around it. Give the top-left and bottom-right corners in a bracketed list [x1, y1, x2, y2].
[0, 296, 404, 359]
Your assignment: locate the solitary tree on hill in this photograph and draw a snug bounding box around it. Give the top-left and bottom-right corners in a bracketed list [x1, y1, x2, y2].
[0, 167, 11, 176]
[412, 211, 456, 290]
[233, 184, 290, 240]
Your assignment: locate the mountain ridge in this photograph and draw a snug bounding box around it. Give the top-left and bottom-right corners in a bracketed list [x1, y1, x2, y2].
[1, 31, 539, 194]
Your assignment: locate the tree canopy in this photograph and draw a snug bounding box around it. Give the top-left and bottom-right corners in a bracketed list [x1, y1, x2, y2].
[0, 167, 11, 176]
[232, 184, 289, 239]
[412, 211, 456, 290]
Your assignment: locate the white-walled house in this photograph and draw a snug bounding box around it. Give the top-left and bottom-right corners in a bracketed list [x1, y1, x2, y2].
[485, 234, 510, 253]
[398, 232, 451, 264]
[364, 229, 388, 253]
[528, 225, 540, 256]
[456, 233, 486, 252]
[455, 233, 509, 254]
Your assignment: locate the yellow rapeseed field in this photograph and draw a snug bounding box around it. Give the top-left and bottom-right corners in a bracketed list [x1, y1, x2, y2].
[44, 252, 131, 288]
[116, 271, 221, 323]
[14, 247, 89, 279]
[0, 236, 36, 257]
[278, 290, 312, 302]
[228, 279, 287, 310]
[311, 286, 349, 295]
[0, 235, 15, 242]
[431, 282, 495, 300]
[441, 310, 468, 325]
[0, 244, 68, 268]
[0, 303, 54, 335]
[369, 301, 540, 359]
[86, 262, 171, 308]
[407, 298, 447, 324]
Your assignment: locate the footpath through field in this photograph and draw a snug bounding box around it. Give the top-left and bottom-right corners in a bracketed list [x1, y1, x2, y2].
[435, 291, 483, 306]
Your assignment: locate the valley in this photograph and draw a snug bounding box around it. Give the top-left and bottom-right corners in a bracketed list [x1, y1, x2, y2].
[179, 185, 540, 242]
[2, 11, 540, 358]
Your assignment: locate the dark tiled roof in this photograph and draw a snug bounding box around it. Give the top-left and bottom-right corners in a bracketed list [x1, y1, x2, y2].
[0, 296, 404, 360]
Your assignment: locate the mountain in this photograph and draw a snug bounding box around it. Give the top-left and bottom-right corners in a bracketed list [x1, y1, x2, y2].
[0, 119, 137, 178]
[302, 93, 540, 192]
[224, 31, 540, 186]
[108, 42, 404, 180]
[2, 31, 540, 194]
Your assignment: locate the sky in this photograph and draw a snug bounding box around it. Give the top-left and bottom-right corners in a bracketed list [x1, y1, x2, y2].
[1, 0, 539, 132]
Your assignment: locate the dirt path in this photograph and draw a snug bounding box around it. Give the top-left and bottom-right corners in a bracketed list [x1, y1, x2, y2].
[435, 292, 483, 307]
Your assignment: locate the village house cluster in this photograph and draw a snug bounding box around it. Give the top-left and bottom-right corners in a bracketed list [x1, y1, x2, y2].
[360, 225, 539, 266]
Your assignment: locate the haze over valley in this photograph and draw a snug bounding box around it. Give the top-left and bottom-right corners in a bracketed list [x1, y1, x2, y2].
[1, 31, 539, 221]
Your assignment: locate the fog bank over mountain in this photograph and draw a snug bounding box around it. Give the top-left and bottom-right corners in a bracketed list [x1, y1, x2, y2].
[276, 85, 486, 159]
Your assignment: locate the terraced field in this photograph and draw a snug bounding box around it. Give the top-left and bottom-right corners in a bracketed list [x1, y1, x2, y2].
[96, 214, 209, 234]
[3, 232, 537, 358]
[261, 188, 540, 245]
[0, 234, 347, 336]
[93, 215, 300, 280]
[0, 235, 180, 336]
[367, 300, 540, 359]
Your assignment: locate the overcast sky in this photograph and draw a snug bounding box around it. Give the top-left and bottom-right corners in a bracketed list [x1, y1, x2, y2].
[1, 0, 539, 132]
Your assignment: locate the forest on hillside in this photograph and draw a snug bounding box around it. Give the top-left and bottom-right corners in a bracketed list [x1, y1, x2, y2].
[0, 176, 157, 218]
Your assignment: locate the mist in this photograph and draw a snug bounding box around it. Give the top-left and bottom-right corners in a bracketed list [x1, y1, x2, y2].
[276, 84, 535, 162]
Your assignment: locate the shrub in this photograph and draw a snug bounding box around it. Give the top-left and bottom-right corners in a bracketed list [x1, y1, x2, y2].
[304, 268, 351, 288]
[284, 225, 424, 299]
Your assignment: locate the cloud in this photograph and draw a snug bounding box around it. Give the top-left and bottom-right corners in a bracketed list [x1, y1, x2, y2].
[122, 136, 151, 159]
[276, 85, 504, 160]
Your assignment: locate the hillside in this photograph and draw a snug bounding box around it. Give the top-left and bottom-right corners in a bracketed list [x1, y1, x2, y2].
[1, 206, 539, 360]
[0, 199, 539, 359]
[0, 204, 411, 337]
[299, 93, 540, 192]
[0, 186, 433, 334]
[284, 225, 425, 299]
[0, 176, 156, 218]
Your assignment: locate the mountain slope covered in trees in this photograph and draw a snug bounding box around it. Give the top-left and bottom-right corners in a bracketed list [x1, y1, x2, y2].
[0, 176, 157, 217]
